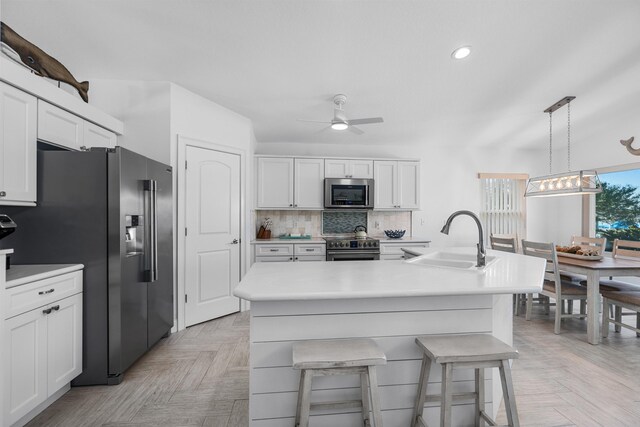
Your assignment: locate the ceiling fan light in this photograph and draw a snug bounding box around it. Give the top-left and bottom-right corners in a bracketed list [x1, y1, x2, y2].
[451, 46, 471, 60]
[331, 122, 348, 131]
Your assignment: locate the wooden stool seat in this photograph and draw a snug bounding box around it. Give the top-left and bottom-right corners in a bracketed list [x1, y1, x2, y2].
[412, 334, 520, 427]
[293, 338, 386, 427]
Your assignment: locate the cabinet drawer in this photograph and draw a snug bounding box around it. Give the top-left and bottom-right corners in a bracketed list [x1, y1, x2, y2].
[294, 244, 325, 256]
[5, 271, 83, 319]
[255, 256, 293, 263]
[255, 244, 294, 256]
[37, 100, 84, 150]
[294, 255, 326, 262]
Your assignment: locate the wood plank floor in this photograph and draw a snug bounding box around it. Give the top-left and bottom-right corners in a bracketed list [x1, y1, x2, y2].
[26, 304, 640, 427]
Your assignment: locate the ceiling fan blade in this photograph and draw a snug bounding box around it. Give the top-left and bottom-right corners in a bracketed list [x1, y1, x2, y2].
[297, 119, 332, 124]
[315, 125, 332, 134]
[347, 117, 384, 126]
[347, 126, 364, 135]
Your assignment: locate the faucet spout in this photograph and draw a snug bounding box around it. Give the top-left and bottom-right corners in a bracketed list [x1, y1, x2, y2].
[440, 210, 486, 267]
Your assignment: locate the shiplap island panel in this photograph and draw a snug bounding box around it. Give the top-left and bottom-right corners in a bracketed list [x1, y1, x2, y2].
[235, 247, 545, 426]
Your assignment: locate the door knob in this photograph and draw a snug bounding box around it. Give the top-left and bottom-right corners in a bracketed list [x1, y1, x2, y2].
[231, 239, 239, 244]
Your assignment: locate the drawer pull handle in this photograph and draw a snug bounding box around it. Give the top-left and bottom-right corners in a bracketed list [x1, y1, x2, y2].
[39, 289, 55, 295]
[269, 249, 279, 252]
[51, 305, 60, 311]
[0, 191, 6, 197]
[305, 248, 314, 252]
[43, 308, 52, 315]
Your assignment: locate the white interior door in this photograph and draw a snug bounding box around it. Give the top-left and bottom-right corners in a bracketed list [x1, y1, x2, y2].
[185, 146, 241, 326]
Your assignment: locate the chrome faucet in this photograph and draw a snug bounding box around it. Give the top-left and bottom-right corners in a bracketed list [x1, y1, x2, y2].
[440, 210, 486, 267]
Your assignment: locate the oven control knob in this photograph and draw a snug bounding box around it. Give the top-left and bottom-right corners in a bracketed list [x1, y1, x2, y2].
[339, 242, 345, 247]
[373, 242, 378, 247]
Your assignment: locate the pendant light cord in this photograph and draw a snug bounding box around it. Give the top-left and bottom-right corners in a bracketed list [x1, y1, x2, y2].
[567, 101, 571, 171]
[549, 111, 553, 174]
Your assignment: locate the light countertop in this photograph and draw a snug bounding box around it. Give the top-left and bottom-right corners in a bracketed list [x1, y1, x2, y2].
[235, 247, 545, 301]
[251, 236, 431, 244]
[252, 238, 326, 244]
[6, 264, 84, 289]
[0, 249, 14, 256]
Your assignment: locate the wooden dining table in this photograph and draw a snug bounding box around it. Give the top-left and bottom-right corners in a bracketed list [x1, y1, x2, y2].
[558, 255, 640, 344]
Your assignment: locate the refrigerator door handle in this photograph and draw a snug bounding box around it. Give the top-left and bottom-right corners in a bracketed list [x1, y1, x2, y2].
[144, 179, 158, 282]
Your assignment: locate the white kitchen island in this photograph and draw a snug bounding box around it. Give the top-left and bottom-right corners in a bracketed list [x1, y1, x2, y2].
[235, 247, 545, 427]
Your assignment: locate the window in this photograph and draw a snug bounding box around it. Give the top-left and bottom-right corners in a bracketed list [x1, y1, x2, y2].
[478, 173, 528, 245]
[594, 166, 640, 251]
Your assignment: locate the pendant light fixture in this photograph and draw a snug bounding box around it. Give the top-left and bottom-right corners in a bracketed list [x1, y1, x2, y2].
[524, 96, 602, 197]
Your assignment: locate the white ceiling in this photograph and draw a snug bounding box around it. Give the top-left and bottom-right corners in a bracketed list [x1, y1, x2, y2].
[2, 0, 639, 149]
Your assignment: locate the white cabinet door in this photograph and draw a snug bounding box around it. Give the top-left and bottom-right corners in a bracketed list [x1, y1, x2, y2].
[374, 161, 397, 209]
[257, 157, 294, 208]
[37, 100, 84, 150]
[398, 161, 420, 209]
[324, 159, 350, 178]
[47, 294, 82, 396]
[0, 82, 37, 205]
[4, 307, 48, 425]
[294, 158, 324, 209]
[324, 159, 373, 178]
[84, 121, 117, 148]
[350, 160, 374, 178]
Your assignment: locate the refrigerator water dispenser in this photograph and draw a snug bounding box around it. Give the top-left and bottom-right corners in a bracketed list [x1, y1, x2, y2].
[125, 215, 144, 256]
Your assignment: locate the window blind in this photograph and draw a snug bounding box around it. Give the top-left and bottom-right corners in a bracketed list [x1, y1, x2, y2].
[479, 176, 527, 245]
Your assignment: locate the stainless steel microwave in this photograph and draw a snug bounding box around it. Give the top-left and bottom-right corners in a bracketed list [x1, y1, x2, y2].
[324, 178, 374, 209]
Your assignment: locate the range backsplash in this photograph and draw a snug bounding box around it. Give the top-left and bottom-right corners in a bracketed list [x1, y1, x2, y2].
[254, 210, 411, 237]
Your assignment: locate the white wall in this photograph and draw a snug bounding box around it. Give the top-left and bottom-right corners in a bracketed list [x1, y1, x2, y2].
[257, 142, 541, 248]
[90, 80, 172, 163]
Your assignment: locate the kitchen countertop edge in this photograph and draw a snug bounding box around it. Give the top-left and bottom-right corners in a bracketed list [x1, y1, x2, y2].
[6, 264, 84, 289]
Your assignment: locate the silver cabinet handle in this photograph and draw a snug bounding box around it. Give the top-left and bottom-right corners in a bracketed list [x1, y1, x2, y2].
[305, 248, 314, 252]
[0, 191, 5, 197]
[289, 203, 293, 207]
[43, 307, 52, 315]
[144, 179, 158, 282]
[39, 289, 55, 295]
[231, 239, 239, 244]
[51, 305, 60, 311]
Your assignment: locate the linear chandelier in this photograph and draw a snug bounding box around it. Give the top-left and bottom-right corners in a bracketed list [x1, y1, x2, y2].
[525, 96, 602, 197]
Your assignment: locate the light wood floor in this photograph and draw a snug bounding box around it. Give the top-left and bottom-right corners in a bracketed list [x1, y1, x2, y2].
[26, 304, 640, 427]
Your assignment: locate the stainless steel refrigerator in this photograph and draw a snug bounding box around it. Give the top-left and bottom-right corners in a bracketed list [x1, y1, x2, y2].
[2, 147, 173, 385]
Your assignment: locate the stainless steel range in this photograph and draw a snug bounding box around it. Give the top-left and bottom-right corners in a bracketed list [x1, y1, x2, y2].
[324, 237, 380, 261]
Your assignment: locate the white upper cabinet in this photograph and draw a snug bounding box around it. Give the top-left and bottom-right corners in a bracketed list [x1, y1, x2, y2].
[37, 100, 84, 150]
[257, 157, 324, 209]
[374, 160, 420, 210]
[84, 121, 117, 149]
[257, 157, 294, 208]
[325, 159, 373, 179]
[0, 82, 37, 206]
[294, 158, 324, 209]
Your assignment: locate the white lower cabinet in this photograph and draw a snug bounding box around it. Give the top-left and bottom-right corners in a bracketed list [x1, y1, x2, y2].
[254, 243, 326, 262]
[4, 272, 83, 427]
[380, 242, 430, 260]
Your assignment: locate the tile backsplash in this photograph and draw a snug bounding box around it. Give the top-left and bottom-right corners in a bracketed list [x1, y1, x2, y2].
[254, 210, 411, 238]
[323, 211, 368, 234]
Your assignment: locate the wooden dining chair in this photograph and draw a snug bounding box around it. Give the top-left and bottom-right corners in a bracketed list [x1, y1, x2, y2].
[490, 236, 524, 315]
[522, 240, 588, 334]
[594, 239, 640, 334]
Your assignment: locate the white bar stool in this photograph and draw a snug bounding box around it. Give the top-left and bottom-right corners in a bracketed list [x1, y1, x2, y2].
[292, 338, 387, 427]
[412, 334, 520, 427]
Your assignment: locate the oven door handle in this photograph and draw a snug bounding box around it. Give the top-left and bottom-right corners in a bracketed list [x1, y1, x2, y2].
[327, 250, 380, 255]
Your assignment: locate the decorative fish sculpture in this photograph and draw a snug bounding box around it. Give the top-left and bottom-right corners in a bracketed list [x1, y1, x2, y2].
[620, 136, 639, 155]
[0, 21, 89, 102]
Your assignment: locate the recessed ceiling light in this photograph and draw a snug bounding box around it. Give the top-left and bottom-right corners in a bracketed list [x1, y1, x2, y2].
[451, 46, 471, 60]
[331, 122, 348, 131]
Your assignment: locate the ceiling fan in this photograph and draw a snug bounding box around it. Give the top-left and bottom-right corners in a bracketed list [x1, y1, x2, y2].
[298, 94, 384, 135]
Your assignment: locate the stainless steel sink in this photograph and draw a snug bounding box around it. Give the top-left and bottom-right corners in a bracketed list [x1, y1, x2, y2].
[404, 251, 499, 271]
